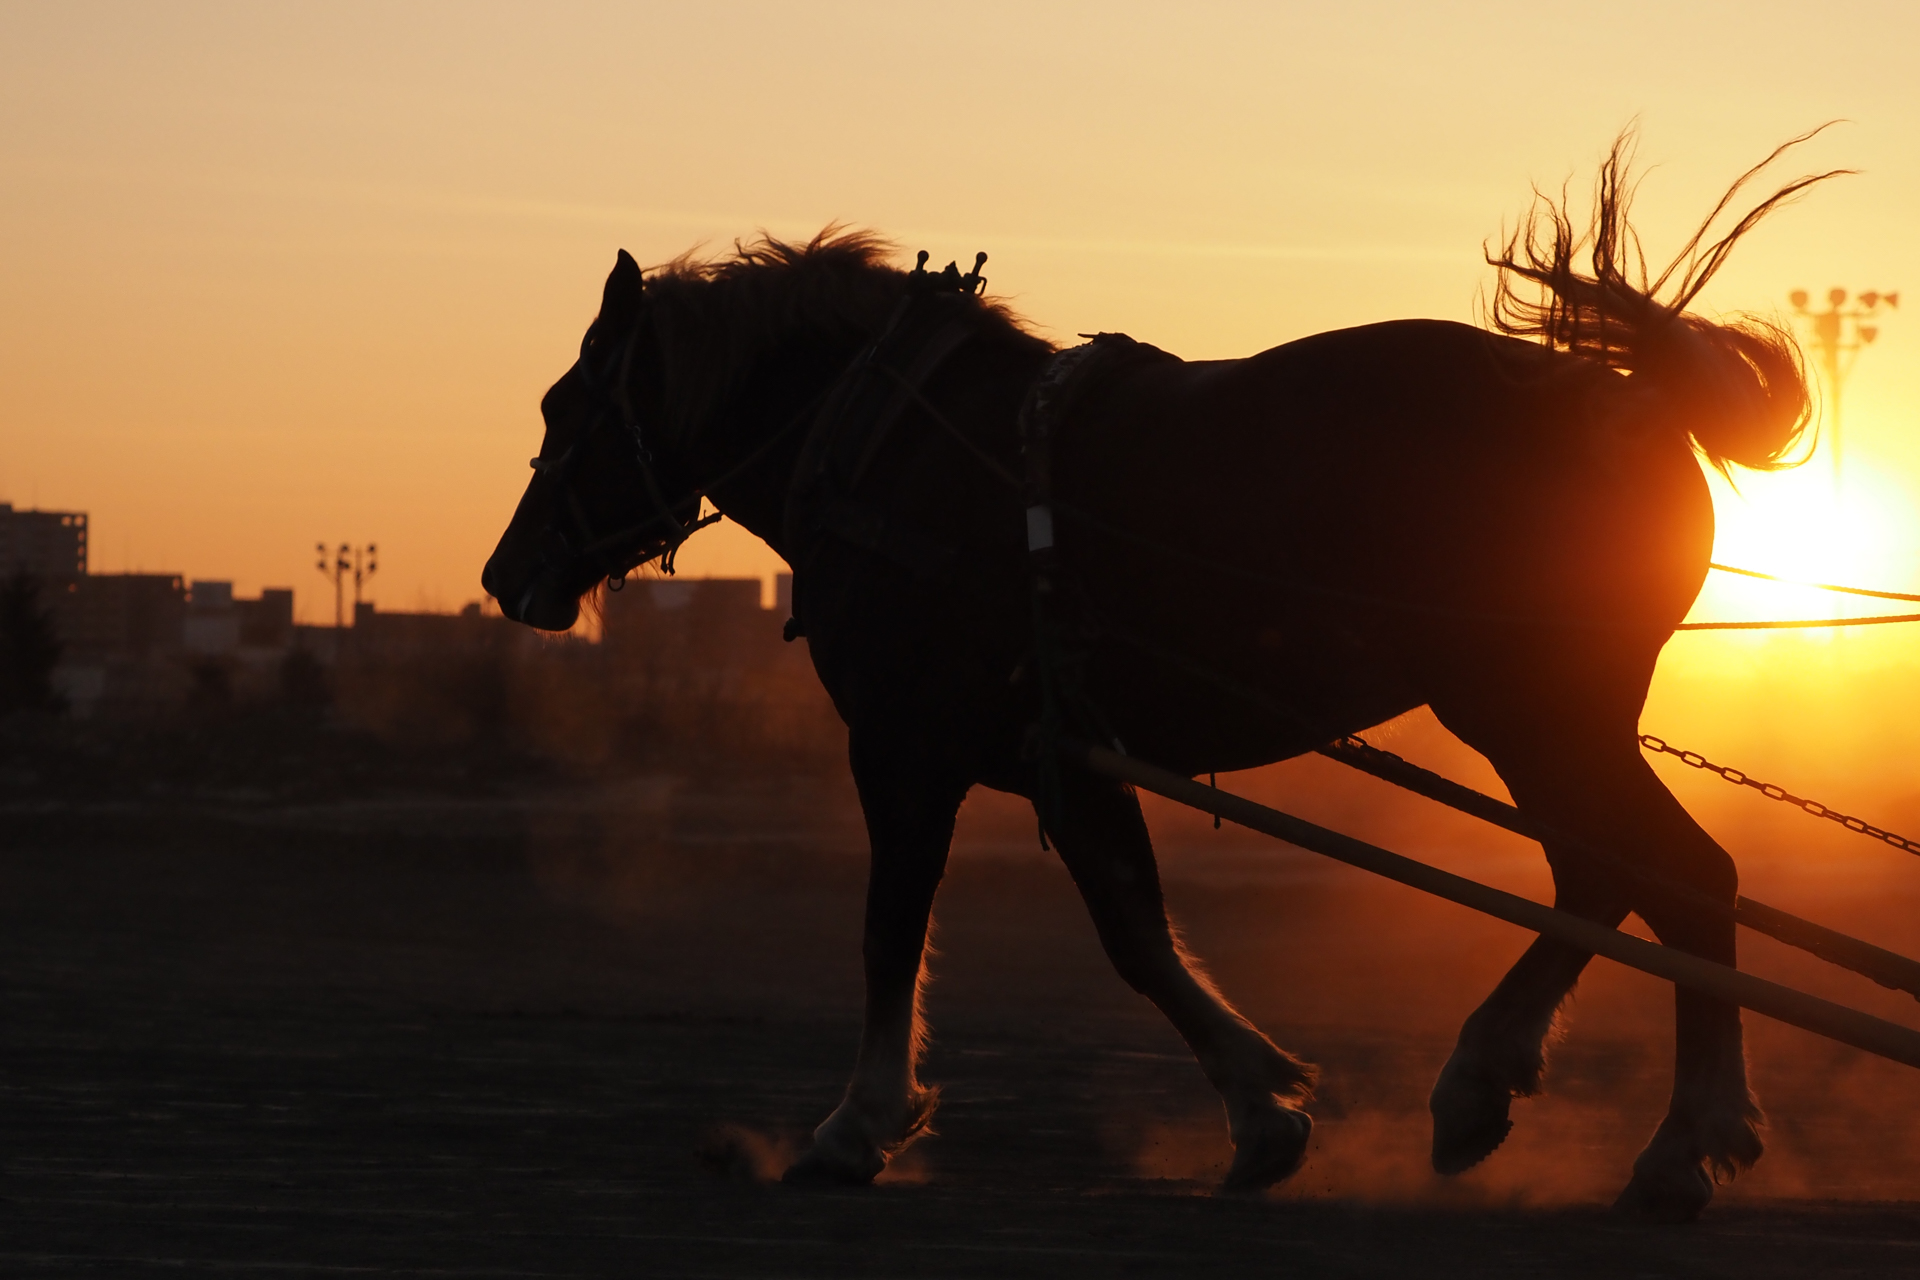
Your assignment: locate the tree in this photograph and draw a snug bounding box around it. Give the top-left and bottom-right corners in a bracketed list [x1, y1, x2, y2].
[0, 572, 63, 714]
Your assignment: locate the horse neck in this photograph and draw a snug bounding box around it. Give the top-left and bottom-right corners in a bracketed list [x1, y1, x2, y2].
[676, 315, 887, 558]
[685, 392, 813, 555]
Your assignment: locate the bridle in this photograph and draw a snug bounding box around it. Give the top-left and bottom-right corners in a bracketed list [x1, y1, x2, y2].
[527, 308, 721, 592]
[523, 250, 990, 603]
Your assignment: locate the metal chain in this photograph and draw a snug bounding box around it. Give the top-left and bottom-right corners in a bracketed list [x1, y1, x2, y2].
[1639, 734, 1920, 856]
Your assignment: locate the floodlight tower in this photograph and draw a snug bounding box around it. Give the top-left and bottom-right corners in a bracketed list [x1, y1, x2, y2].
[314, 542, 379, 628]
[316, 543, 348, 630]
[1789, 287, 1899, 487]
[352, 543, 378, 615]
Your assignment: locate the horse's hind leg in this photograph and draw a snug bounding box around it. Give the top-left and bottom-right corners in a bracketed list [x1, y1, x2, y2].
[1601, 775, 1763, 1221]
[1433, 686, 1761, 1221]
[1046, 764, 1316, 1192]
[784, 734, 969, 1185]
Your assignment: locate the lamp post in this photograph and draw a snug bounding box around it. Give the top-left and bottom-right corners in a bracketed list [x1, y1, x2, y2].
[1789, 287, 1899, 488]
[352, 543, 378, 617]
[316, 543, 347, 630]
[314, 542, 378, 646]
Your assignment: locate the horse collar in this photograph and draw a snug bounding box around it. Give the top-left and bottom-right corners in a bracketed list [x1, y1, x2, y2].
[781, 279, 992, 575]
[1019, 333, 1145, 562]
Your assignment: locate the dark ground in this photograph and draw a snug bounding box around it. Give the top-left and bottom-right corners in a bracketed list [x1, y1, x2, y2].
[5, 725, 1920, 1277]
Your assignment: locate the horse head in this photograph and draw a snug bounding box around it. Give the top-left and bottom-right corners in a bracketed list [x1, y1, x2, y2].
[482, 250, 707, 631]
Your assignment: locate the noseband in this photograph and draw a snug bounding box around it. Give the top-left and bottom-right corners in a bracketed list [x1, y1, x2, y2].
[528, 313, 720, 590]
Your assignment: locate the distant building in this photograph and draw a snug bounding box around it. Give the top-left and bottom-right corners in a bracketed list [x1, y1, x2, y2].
[50, 573, 187, 660]
[180, 581, 296, 656]
[183, 580, 239, 655]
[240, 589, 295, 649]
[344, 599, 531, 657]
[0, 503, 87, 581]
[38, 569, 302, 714]
[12, 495, 811, 725]
[604, 577, 765, 662]
[601, 576, 800, 689]
[42, 574, 188, 714]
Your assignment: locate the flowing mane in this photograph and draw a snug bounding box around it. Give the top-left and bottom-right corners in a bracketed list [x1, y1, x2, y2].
[632, 228, 1037, 436]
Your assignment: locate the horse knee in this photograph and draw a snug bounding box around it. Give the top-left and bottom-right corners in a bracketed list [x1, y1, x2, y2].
[1657, 829, 1737, 897]
[1695, 843, 1737, 901]
[1635, 838, 1737, 949]
[1098, 921, 1184, 994]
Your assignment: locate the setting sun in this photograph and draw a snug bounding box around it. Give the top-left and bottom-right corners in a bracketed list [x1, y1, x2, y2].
[1697, 431, 1920, 631]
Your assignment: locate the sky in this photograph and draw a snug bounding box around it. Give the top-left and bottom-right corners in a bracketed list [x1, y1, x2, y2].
[3, 1, 1919, 626]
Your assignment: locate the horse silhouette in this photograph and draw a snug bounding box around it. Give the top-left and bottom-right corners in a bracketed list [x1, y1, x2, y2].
[482, 133, 1838, 1221]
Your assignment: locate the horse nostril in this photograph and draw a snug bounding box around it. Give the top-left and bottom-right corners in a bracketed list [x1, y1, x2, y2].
[480, 562, 509, 612]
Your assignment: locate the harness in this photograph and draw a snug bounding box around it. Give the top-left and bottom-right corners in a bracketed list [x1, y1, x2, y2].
[529, 312, 720, 587]
[781, 252, 994, 611]
[1016, 333, 1163, 838]
[536, 249, 1152, 796]
[785, 285, 1159, 816]
[1017, 334, 1147, 571]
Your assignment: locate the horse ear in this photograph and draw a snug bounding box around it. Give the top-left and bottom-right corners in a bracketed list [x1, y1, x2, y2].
[599, 249, 644, 325]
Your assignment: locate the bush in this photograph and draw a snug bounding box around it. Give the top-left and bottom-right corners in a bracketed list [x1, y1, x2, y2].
[0, 573, 63, 715]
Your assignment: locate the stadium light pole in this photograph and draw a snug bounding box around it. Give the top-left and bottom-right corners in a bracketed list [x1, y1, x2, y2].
[315, 542, 378, 655]
[1789, 287, 1899, 488]
[352, 543, 378, 615]
[315, 542, 348, 630]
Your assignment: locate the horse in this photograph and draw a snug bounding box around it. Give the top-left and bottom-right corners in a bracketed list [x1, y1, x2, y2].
[481, 135, 1837, 1222]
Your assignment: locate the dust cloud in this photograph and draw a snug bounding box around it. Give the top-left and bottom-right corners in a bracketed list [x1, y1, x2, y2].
[510, 691, 1920, 1209]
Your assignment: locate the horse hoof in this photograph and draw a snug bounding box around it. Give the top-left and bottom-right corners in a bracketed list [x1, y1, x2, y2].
[1429, 1057, 1514, 1175]
[782, 1092, 931, 1188]
[1613, 1159, 1713, 1224]
[1219, 1102, 1313, 1194]
[780, 1144, 884, 1187]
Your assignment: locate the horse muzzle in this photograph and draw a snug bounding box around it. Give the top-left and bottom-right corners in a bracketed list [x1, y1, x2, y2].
[482, 556, 582, 633]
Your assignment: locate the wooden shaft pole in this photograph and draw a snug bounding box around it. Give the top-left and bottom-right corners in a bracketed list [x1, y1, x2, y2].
[1734, 897, 1920, 1002]
[1076, 743, 1920, 1072]
[1315, 737, 1920, 1001]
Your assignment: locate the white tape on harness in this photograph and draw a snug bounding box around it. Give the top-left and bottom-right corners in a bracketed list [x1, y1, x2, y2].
[1025, 504, 1055, 553]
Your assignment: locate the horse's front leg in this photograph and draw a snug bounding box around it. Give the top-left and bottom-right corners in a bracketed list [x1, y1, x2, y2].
[1046, 763, 1316, 1192]
[784, 733, 969, 1184]
[1429, 873, 1626, 1174]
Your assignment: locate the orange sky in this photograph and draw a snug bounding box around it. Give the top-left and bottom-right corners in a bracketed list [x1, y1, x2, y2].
[3, 2, 1919, 629]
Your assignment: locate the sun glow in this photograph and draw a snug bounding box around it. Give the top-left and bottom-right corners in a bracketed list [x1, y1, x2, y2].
[1694, 442, 1920, 632]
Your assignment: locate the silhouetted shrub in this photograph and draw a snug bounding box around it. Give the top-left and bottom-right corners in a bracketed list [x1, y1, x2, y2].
[187, 659, 234, 711]
[325, 635, 845, 774]
[279, 647, 331, 710]
[0, 572, 63, 715]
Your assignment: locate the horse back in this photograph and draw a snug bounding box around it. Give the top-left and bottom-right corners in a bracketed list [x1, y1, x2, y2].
[1056, 318, 1713, 628]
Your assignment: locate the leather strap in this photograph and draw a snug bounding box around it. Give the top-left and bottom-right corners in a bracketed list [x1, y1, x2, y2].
[784, 291, 984, 576]
[1018, 333, 1146, 566]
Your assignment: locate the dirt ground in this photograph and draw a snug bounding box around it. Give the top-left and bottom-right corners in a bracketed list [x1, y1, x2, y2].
[6, 731, 1920, 1277]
